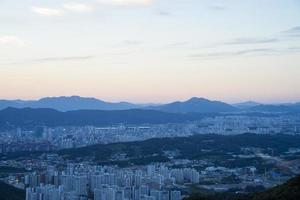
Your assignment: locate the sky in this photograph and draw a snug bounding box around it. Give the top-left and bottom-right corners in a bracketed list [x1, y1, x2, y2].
[0, 0, 300, 104]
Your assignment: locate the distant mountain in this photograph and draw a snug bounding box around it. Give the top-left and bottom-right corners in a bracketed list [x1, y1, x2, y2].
[248, 104, 300, 113]
[147, 97, 238, 113]
[230, 100, 300, 113]
[0, 96, 142, 111]
[1, 96, 299, 113]
[0, 107, 209, 129]
[233, 101, 261, 109]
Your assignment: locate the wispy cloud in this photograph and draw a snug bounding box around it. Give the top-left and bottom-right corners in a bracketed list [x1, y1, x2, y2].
[188, 47, 300, 59]
[163, 41, 189, 48]
[63, 3, 94, 12]
[122, 40, 143, 46]
[31, 1, 156, 17]
[189, 48, 272, 59]
[287, 46, 300, 51]
[284, 26, 300, 34]
[282, 26, 300, 38]
[0, 35, 26, 46]
[157, 11, 171, 16]
[209, 3, 227, 10]
[223, 38, 279, 45]
[113, 40, 143, 48]
[33, 56, 95, 62]
[235, 48, 274, 55]
[31, 3, 94, 17]
[31, 6, 64, 17]
[0, 55, 96, 66]
[96, 0, 156, 6]
[0, 51, 141, 66]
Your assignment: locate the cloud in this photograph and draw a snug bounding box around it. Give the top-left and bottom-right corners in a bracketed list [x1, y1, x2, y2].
[122, 40, 143, 46]
[164, 41, 189, 48]
[31, 3, 94, 17]
[112, 40, 143, 48]
[188, 47, 300, 59]
[287, 46, 300, 51]
[282, 26, 300, 38]
[209, 3, 227, 10]
[31, 1, 154, 17]
[33, 56, 95, 62]
[157, 11, 171, 16]
[284, 26, 300, 34]
[0, 35, 26, 46]
[223, 38, 279, 45]
[97, 0, 156, 6]
[0, 55, 96, 66]
[31, 6, 64, 16]
[235, 48, 274, 55]
[63, 3, 94, 12]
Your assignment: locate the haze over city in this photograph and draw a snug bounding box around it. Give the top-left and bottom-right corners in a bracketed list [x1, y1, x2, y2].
[1, 0, 300, 103]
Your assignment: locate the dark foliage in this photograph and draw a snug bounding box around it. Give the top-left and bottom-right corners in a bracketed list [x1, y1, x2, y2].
[251, 174, 300, 200]
[0, 107, 210, 130]
[58, 134, 300, 166]
[0, 181, 25, 200]
[185, 174, 300, 200]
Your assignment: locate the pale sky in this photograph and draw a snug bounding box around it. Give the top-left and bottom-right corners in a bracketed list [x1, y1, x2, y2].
[0, 0, 300, 103]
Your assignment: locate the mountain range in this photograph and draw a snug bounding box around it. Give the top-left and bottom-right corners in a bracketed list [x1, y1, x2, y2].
[0, 96, 238, 113]
[0, 96, 300, 113]
[0, 96, 141, 111]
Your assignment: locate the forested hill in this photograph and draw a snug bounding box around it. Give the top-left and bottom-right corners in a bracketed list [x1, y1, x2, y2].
[251, 174, 300, 200]
[0, 107, 210, 129]
[186, 174, 300, 200]
[58, 133, 300, 166]
[0, 181, 25, 200]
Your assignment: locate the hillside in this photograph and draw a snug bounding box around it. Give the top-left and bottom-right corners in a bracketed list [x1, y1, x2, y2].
[0, 107, 209, 129]
[186, 174, 300, 200]
[251, 174, 300, 200]
[0, 181, 25, 200]
[57, 133, 300, 167]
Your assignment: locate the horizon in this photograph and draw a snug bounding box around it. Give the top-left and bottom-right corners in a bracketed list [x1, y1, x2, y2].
[1, 0, 300, 104]
[1, 95, 300, 105]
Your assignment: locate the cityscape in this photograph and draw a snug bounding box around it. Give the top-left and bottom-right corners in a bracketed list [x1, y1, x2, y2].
[1, 101, 300, 200]
[1, 0, 300, 200]
[1, 114, 300, 153]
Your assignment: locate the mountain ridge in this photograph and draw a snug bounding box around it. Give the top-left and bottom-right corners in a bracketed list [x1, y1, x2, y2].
[0, 96, 300, 113]
[0, 96, 142, 111]
[147, 97, 239, 113]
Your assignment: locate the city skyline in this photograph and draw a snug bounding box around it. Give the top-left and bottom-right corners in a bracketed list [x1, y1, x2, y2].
[1, 0, 300, 103]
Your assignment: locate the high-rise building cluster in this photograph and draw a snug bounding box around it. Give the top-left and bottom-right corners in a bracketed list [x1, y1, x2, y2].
[25, 164, 192, 200]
